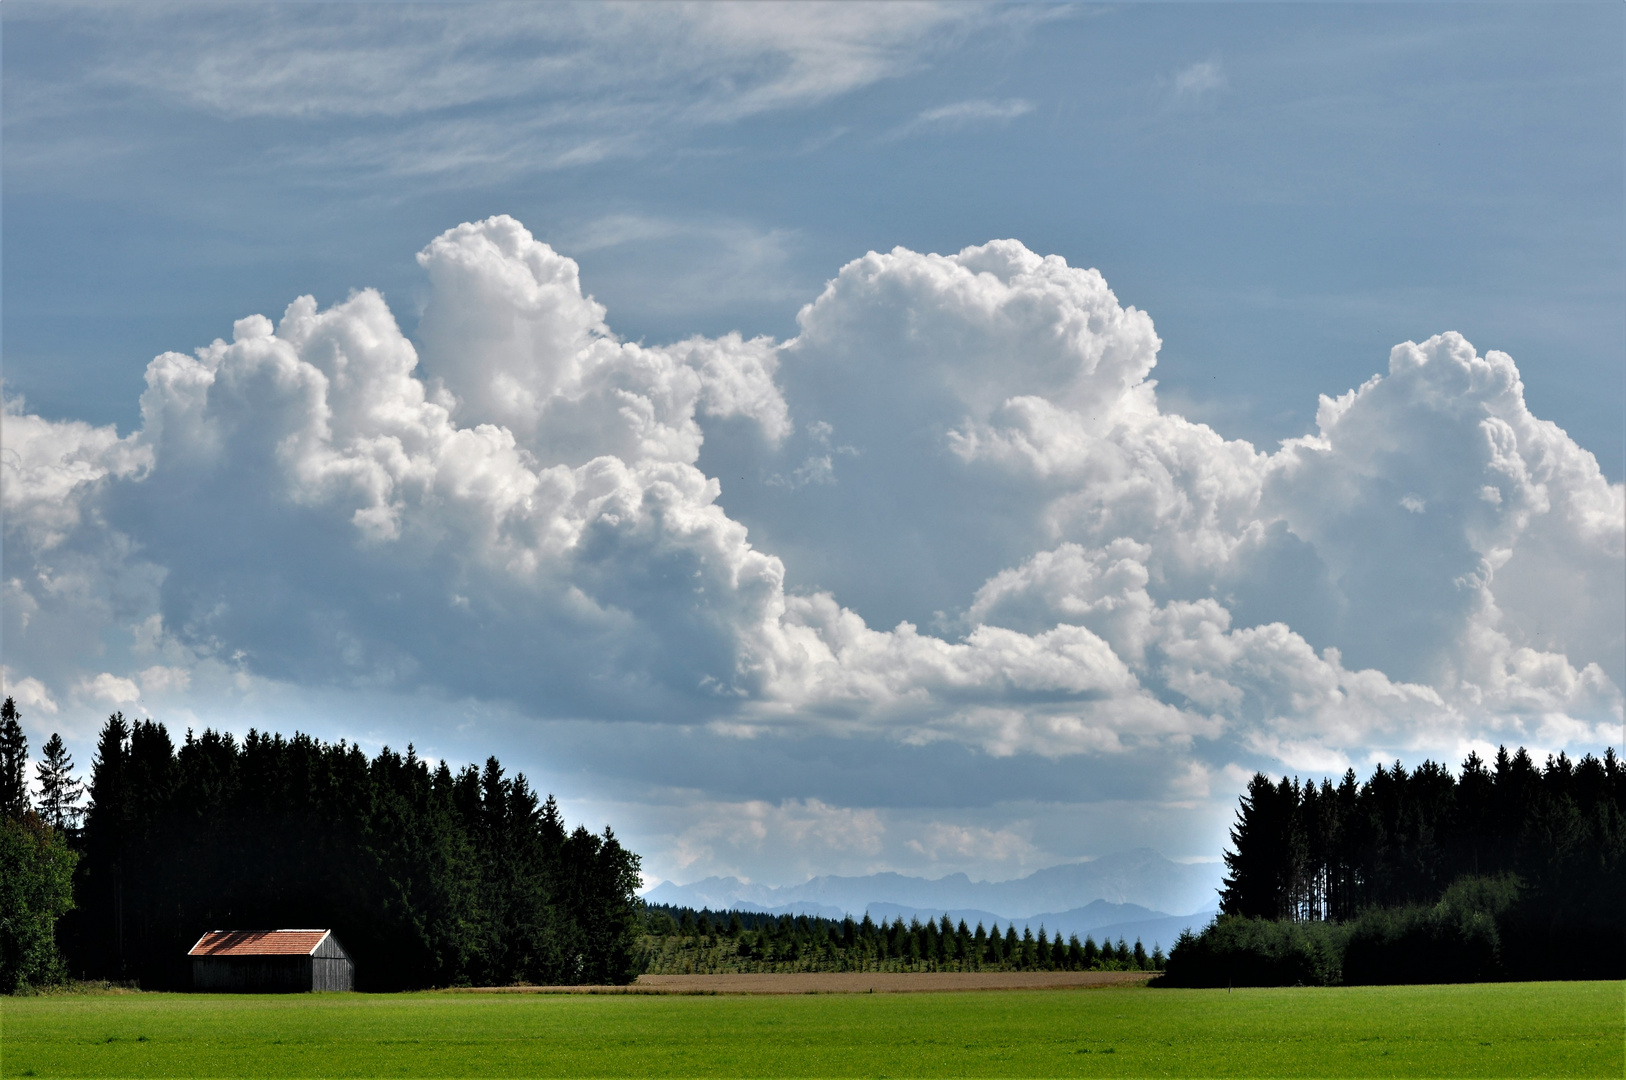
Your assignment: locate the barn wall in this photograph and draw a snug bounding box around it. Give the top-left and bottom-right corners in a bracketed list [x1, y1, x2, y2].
[311, 933, 355, 991]
[192, 956, 312, 992]
[312, 956, 354, 991]
[311, 934, 348, 960]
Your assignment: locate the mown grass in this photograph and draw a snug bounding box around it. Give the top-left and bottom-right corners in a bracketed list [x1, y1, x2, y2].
[3, 980, 1620, 1078]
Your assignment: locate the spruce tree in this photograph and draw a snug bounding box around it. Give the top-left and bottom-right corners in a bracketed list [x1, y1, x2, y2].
[80, 712, 131, 977]
[34, 733, 84, 831]
[1220, 772, 1303, 919]
[0, 698, 28, 820]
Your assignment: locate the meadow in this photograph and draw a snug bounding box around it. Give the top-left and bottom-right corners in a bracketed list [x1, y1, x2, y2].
[3, 981, 1620, 1078]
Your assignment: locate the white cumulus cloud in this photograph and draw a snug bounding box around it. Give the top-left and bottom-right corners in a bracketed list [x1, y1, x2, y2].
[2, 220, 1618, 832]
[1172, 59, 1226, 102]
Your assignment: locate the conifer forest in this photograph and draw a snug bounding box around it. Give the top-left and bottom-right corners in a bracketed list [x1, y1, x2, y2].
[1162, 747, 1624, 986]
[3, 692, 1621, 992]
[0, 701, 643, 991]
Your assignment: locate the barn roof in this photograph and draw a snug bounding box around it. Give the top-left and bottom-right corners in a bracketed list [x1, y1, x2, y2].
[189, 930, 332, 957]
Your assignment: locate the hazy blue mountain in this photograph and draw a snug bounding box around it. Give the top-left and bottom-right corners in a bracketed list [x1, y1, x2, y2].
[1005, 899, 1167, 933]
[858, 899, 1215, 951]
[643, 876, 777, 912]
[862, 903, 1011, 930]
[865, 898, 1160, 935]
[1076, 912, 1218, 952]
[642, 880, 1219, 952]
[642, 849, 1223, 920]
[757, 901, 850, 920]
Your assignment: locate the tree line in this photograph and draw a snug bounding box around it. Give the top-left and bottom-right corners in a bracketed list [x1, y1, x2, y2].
[0, 700, 644, 991]
[1161, 745, 1624, 986]
[638, 904, 1165, 975]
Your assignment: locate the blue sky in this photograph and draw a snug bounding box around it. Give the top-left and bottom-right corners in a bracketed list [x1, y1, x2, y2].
[3, 3, 1622, 890]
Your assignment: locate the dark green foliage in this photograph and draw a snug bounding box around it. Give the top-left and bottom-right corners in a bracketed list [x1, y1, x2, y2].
[0, 813, 78, 992]
[61, 716, 642, 990]
[1220, 747, 1624, 927]
[1170, 744, 1623, 986]
[1160, 916, 1348, 987]
[0, 698, 29, 820]
[1, 700, 81, 991]
[1341, 875, 1517, 985]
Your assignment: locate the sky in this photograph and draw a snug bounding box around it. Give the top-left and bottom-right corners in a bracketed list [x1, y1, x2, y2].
[3, 2, 1623, 891]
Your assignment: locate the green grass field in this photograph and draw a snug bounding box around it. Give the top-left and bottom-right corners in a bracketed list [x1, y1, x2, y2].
[3, 981, 1620, 1078]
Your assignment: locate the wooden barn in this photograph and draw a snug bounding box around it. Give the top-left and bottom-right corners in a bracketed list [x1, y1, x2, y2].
[189, 929, 355, 992]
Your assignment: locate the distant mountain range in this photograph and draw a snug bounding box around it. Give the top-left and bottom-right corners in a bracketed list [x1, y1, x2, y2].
[862, 899, 1216, 952]
[643, 848, 1224, 949]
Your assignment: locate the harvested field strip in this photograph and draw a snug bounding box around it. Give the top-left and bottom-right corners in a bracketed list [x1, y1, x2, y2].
[5, 980, 1620, 1078]
[456, 970, 1153, 994]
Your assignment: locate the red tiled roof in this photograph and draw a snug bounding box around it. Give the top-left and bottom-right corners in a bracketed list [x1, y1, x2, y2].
[189, 930, 329, 957]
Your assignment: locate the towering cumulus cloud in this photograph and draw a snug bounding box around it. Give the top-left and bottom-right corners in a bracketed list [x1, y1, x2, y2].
[4, 217, 1620, 798]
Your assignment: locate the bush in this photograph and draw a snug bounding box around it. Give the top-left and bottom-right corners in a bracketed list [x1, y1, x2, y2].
[0, 815, 78, 993]
[1343, 875, 1517, 985]
[1159, 915, 1348, 987]
[1160, 875, 1532, 988]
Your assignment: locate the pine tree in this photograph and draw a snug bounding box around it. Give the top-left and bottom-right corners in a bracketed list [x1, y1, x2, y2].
[0, 698, 29, 820]
[33, 734, 84, 832]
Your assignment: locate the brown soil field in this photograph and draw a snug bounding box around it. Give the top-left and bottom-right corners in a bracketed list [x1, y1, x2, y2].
[459, 970, 1153, 995]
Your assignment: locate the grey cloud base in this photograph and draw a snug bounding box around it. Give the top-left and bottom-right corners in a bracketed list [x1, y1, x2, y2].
[3, 216, 1620, 885]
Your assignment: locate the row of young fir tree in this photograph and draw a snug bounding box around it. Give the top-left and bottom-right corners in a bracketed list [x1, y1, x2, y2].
[0, 700, 646, 991]
[640, 905, 1165, 974]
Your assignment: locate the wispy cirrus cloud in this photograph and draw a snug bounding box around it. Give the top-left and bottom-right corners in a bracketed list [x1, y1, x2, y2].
[5, 2, 1013, 183]
[887, 97, 1036, 139]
